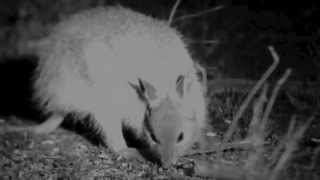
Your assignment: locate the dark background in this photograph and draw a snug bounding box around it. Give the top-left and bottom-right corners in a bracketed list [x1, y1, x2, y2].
[1, 0, 319, 79]
[0, 0, 319, 118]
[0, 1, 319, 179]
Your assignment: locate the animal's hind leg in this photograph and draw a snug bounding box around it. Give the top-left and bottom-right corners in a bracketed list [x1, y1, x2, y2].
[1, 115, 63, 134]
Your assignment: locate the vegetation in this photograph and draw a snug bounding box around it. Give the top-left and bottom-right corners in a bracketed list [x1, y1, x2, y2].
[0, 0, 319, 179]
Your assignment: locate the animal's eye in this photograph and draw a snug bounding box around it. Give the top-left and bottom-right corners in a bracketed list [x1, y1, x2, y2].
[144, 110, 160, 144]
[145, 106, 151, 117]
[176, 75, 184, 85]
[149, 131, 160, 144]
[177, 132, 184, 143]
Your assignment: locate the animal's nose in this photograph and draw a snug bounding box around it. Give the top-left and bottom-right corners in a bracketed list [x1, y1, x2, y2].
[161, 156, 177, 168]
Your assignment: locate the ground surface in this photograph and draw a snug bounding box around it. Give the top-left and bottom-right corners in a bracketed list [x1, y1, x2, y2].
[0, 1, 319, 179]
[0, 84, 319, 180]
[0, 123, 196, 180]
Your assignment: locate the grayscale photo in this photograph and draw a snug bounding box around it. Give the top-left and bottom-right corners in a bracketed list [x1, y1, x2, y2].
[0, 0, 319, 179]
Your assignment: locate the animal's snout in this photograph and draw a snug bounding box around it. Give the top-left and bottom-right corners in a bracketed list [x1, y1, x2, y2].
[158, 146, 178, 168]
[161, 155, 178, 168]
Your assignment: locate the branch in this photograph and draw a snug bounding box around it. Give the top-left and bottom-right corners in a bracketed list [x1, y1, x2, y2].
[261, 68, 292, 131]
[222, 46, 279, 145]
[173, 5, 225, 23]
[168, 0, 182, 26]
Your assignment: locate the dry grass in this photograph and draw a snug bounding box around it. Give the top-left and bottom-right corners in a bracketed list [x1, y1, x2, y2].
[0, 1, 319, 179]
[184, 46, 317, 180]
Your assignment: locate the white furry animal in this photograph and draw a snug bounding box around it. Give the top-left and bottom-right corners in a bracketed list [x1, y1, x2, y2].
[20, 5, 207, 166]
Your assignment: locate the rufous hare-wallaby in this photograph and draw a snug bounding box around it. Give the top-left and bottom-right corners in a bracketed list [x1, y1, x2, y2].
[8, 5, 207, 167]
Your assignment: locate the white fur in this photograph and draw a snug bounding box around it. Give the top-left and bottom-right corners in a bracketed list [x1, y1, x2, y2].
[32, 6, 207, 158]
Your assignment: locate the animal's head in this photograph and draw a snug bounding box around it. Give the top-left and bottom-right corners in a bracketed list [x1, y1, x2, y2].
[129, 72, 205, 167]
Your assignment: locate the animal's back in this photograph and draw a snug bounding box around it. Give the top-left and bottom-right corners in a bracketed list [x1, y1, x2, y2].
[33, 6, 196, 116]
[30, 6, 207, 164]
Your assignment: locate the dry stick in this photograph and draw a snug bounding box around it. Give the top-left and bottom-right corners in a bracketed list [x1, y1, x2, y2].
[268, 116, 297, 169]
[220, 46, 280, 153]
[191, 46, 279, 158]
[168, 0, 182, 26]
[173, 5, 225, 23]
[260, 69, 292, 132]
[310, 146, 320, 169]
[243, 84, 268, 173]
[270, 148, 295, 180]
[185, 140, 265, 156]
[266, 67, 306, 170]
[169, 3, 223, 44]
[248, 83, 268, 137]
[269, 115, 314, 180]
[256, 69, 291, 164]
[187, 39, 220, 44]
[245, 69, 291, 178]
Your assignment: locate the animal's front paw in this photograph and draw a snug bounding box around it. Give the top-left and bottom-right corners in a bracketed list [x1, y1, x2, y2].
[118, 148, 145, 162]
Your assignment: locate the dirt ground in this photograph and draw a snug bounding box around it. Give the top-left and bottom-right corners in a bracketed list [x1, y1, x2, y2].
[0, 86, 319, 180]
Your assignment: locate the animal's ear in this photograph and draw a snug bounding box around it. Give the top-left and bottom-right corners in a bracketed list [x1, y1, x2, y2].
[176, 74, 193, 98]
[129, 78, 157, 102]
[129, 78, 146, 102]
[176, 75, 184, 98]
[194, 62, 207, 94]
[142, 80, 157, 101]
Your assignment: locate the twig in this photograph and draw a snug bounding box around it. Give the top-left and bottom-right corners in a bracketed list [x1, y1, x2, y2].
[248, 83, 268, 137]
[173, 5, 225, 23]
[185, 139, 266, 156]
[260, 69, 292, 131]
[269, 115, 313, 180]
[243, 84, 269, 173]
[168, 0, 182, 26]
[186, 39, 220, 44]
[310, 146, 320, 169]
[268, 116, 297, 168]
[222, 46, 279, 146]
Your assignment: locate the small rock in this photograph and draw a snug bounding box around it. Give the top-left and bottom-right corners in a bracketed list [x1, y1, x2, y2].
[97, 152, 110, 159]
[41, 140, 54, 145]
[206, 132, 217, 137]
